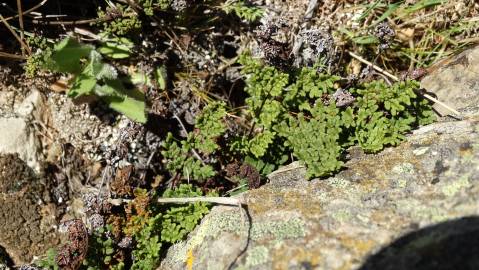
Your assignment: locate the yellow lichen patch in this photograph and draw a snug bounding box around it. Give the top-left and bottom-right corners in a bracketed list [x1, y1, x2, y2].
[353, 177, 381, 194]
[271, 245, 321, 270]
[370, 210, 400, 225]
[459, 143, 474, 161]
[247, 188, 323, 217]
[186, 249, 194, 270]
[339, 235, 376, 256]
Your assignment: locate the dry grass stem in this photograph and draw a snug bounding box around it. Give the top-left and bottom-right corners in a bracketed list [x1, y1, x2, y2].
[109, 196, 245, 206]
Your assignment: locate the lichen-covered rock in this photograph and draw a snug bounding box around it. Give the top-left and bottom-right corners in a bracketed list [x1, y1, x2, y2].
[160, 115, 479, 270]
[160, 45, 479, 270]
[0, 154, 60, 265]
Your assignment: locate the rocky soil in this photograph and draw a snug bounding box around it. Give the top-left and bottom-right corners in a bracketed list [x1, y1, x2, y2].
[0, 1, 478, 269]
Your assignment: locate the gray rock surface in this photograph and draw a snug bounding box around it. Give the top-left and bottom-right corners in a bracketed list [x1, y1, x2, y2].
[160, 45, 479, 270]
[0, 90, 44, 171]
[421, 45, 479, 117]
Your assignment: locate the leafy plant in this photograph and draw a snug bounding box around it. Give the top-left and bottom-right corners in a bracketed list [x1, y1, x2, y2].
[36, 248, 60, 270]
[222, 0, 264, 22]
[236, 53, 435, 178]
[161, 101, 227, 181]
[131, 215, 163, 270]
[276, 104, 344, 178]
[43, 37, 147, 123]
[97, 5, 142, 36]
[128, 184, 211, 269]
[349, 79, 435, 152]
[98, 33, 134, 59]
[160, 184, 211, 243]
[25, 35, 52, 78]
[138, 0, 171, 15]
[82, 225, 124, 270]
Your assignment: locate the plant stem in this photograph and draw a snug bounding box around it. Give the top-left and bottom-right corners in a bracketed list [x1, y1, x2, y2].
[109, 196, 245, 206]
[173, 113, 206, 165]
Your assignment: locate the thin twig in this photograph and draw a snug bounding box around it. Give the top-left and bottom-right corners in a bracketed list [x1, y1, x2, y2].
[173, 113, 206, 165]
[31, 17, 105, 25]
[0, 51, 26, 60]
[74, 27, 102, 40]
[16, 0, 25, 57]
[347, 50, 461, 116]
[0, 14, 31, 55]
[98, 166, 111, 199]
[348, 50, 398, 81]
[3, 0, 47, 22]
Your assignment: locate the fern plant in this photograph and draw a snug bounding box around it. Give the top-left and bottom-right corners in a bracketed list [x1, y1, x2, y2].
[236, 53, 435, 178]
[161, 101, 227, 181]
[129, 184, 211, 270]
[222, 0, 264, 22]
[160, 184, 211, 243]
[82, 225, 124, 270]
[350, 79, 435, 152]
[276, 104, 344, 178]
[131, 215, 163, 270]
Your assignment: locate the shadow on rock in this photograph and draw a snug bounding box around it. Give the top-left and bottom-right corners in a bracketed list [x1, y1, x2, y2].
[360, 216, 479, 270]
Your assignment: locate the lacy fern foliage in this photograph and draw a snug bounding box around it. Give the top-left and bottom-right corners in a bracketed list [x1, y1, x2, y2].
[161, 102, 227, 181]
[238, 54, 435, 178]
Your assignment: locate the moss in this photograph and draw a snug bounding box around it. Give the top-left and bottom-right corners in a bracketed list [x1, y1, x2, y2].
[441, 174, 471, 197]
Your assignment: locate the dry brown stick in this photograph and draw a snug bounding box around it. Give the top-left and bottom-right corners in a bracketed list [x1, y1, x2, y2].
[0, 51, 26, 60]
[347, 50, 461, 116]
[3, 0, 47, 22]
[31, 17, 104, 25]
[0, 14, 31, 55]
[16, 0, 25, 56]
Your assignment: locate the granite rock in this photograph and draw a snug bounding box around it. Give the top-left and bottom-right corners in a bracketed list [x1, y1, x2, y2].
[0, 90, 45, 172]
[160, 45, 479, 270]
